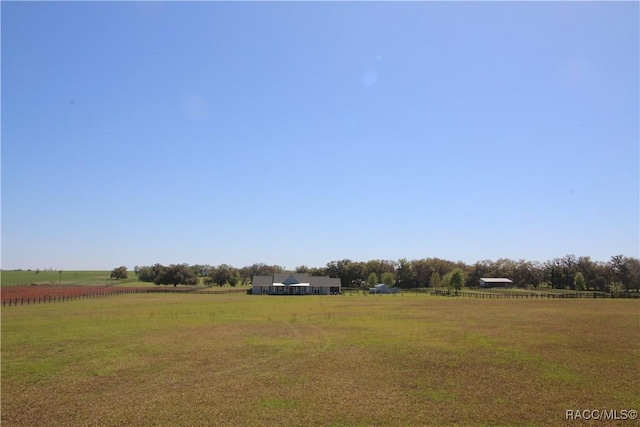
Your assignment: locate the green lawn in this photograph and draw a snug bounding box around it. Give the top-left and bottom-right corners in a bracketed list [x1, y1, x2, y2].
[0, 270, 131, 286]
[2, 294, 638, 426]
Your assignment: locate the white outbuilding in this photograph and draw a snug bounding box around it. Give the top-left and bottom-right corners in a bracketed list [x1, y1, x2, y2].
[369, 284, 400, 294]
[479, 278, 513, 288]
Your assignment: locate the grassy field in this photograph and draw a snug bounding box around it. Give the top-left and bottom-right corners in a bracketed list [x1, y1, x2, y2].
[0, 270, 241, 289]
[2, 294, 638, 426]
[0, 270, 137, 287]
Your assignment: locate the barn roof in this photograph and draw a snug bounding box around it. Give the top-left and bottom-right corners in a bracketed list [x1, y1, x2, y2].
[480, 278, 513, 283]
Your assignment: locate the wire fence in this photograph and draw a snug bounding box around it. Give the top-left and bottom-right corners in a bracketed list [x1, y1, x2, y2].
[1, 288, 145, 307]
[343, 287, 640, 299]
[1, 286, 250, 307]
[413, 288, 640, 299]
[4, 286, 637, 307]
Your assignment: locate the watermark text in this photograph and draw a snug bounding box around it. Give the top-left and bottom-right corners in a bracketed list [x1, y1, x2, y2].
[566, 409, 637, 421]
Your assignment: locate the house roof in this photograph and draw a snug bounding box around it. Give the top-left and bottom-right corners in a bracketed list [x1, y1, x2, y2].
[252, 276, 273, 286]
[309, 276, 341, 287]
[274, 273, 311, 284]
[479, 278, 513, 283]
[252, 274, 340, 287]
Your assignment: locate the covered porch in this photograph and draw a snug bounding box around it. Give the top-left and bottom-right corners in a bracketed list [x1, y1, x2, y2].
[269, 283, 311, 295]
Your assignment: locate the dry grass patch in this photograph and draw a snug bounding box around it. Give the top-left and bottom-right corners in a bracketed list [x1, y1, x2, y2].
[2, 295, 638, 426]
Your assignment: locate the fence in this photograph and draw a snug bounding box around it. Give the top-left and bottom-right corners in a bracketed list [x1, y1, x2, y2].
[145, 288, 199, 294]
[343, 287, 640, 299]
[146, 287, 247, 295]
[421, 289, 640, 299]
[1, 288, 145, 307]
[5, 286, 636, 306]
[195, 288, 248, 295]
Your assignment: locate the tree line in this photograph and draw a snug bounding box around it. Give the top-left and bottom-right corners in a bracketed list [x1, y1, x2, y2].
[111, 255, 639, 292]
[316, 255, 639, 292]
[124, 263, 287, 287]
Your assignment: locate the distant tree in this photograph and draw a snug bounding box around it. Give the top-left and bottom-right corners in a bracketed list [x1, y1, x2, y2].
[574, 272, 586, 291]
[425, 257, 456, 277]
[561, 254, 578, 289]
[236, 263, 286, 286]
[363, 260, 397, 283]
[544, 258, 565, 289]
[326, 259, 365, 287]
[396, 258, 417, 288]
[137, 266, 156, 282]
[190, 264, 211, 277]
[154, 264, 198, 287]
[442, 272, 453, 291]
[608, 281, 623, 294]
[429, 271, 442, 288]
[206, 264, 241, 287]
[626, 257, 640, 292]
[412, 259, 433, 287]
[367, 272, 379, 288]
[110, 266, 128, 280]
[513, 259, 540, 288]
[238, 266, 252, 286]
[449, 268, 465, 291]
[244, 263, 284, 278]
[610, 255, 640, 292]
[576, 256, 598, 291]
[381, 272, 395, 287]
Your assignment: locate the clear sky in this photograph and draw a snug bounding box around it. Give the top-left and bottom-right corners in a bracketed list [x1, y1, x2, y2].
[2, 1, 638, 271]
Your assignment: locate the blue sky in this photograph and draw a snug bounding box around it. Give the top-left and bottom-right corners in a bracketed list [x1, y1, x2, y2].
[2, 2, 638, 270]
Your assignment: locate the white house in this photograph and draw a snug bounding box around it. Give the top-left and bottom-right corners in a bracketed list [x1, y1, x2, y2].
[479, 278, 513, 288]
[251, 273, 341, 295]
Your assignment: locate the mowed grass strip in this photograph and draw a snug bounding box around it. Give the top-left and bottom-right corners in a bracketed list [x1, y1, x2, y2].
[2, 295, 638, 426]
